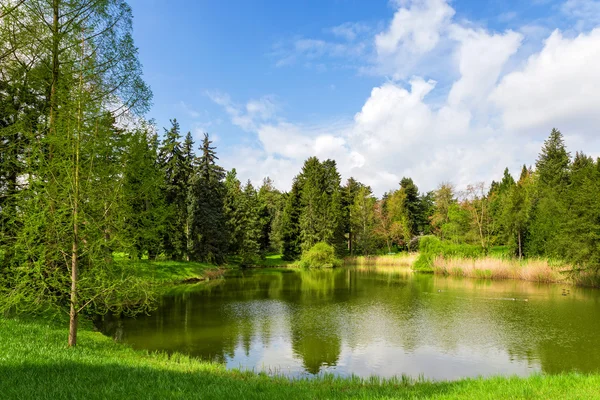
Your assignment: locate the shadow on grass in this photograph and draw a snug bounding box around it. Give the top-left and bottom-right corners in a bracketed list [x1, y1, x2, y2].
[0, 362, 459, 400]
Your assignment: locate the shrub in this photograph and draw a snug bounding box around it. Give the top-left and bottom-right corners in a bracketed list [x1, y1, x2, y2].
[298, 242, 342, 268]
[413, 236, 485, 271]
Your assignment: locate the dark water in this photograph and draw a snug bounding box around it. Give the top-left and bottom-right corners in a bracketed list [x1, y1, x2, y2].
[101, 267, 600, 380]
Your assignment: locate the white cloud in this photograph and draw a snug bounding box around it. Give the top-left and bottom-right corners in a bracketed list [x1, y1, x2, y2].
[375, 0, 455, 55]
[329, 22, 372, 41]
[214, 0, 600, 195]
[491, 29, 600, 134]
[561, 0, 600, 28]
[207, 91, 279, 131]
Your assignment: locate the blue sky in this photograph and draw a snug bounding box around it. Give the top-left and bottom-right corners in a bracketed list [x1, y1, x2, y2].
[128, 0, 600, 195]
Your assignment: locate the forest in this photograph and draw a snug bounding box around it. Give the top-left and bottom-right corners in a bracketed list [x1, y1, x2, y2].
[2, 0, 600, 347]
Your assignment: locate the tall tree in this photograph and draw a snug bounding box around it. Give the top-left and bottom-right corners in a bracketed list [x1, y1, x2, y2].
[188, 133, 227, 263]
[1, 0, 152, 346]
[281, 179, 302, 261]
[159, 119, 187, 259]
[350, 186, 377, 255]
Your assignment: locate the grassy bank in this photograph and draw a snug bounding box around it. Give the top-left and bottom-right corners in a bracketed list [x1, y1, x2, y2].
[344, 253, 418, 267]
[114, 254, 233, 285]
[2, 317, 600, 399]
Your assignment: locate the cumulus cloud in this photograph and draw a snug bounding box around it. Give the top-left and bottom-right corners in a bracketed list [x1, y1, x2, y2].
[213, 0, 600, 195]
[491, 29, 600, 135]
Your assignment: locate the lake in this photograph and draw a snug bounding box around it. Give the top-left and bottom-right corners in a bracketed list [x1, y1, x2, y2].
[101, 267, 600, 380]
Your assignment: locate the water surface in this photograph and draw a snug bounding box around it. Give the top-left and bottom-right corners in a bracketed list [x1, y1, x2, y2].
[101, 267, 600, 380]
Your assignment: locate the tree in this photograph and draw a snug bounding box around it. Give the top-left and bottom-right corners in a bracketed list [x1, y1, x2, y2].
[0, 0, 152, 347]
[257, 177, 282, 253]
[431, 183, 455, 239]
[188, 133, 227, 263]
[463, 183, 493, 253]
[281, 179, 302, 261]
[121, 126, 167, 259]
[350, 186, 377, 255]
[501, 165, 532, 259]
[399, 177, 421, 236]
[238, 180, 262, 266]
[527, 129, 571, 257]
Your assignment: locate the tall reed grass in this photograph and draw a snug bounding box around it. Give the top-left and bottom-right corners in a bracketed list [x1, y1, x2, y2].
[344, 253, 418, 267]
[432, 256, 573, 284]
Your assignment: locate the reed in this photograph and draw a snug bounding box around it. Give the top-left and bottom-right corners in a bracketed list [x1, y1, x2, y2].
[344, 253, 418, 267]
[432, 256, 571, 284]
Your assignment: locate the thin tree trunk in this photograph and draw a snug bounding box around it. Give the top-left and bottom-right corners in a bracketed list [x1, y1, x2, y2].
[518, 230, 522, 260]
[69, 27, 84, 347]
[49, 0, 59, 140]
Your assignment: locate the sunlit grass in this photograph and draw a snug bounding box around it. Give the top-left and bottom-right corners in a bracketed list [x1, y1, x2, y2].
[2, 317, 600, 399]
[115, 256, 232, 284]
[344, 253, 418, 267]
[432, 256, 571, 284]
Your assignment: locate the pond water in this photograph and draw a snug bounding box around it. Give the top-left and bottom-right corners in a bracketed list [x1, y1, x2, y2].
[101, 267, 600, 380]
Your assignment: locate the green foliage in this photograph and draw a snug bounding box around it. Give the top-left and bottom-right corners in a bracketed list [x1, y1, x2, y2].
[281, 179, 302, 261]
[187, 133, 228, 264]
[298, 242, 342, 268]
[413, 236, 485, 271]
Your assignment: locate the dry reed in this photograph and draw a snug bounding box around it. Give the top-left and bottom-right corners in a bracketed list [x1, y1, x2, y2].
[432, 256, 571, 284]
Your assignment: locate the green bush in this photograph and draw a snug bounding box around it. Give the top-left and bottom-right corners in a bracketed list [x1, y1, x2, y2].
[298, 242, 342, 268]
[413, 236, 485, 271]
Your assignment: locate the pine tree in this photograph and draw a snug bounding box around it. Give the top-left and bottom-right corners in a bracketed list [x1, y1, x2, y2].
[159, 119, 187, 259]
[188, 133, 227, 263]
[281, 179, 302, 261]
[223, 169, 244, 254]
[527, 129, 571, 256]
[238, 180, 262, 266]
[257, 177, 282, 253]
[121, 127, 167, 259]
[399, 177, 421, 236]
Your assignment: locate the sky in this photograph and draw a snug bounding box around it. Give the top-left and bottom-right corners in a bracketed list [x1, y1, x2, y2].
[128, 0, 600, 195]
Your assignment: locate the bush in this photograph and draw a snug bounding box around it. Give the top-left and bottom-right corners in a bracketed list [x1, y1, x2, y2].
[298, 242, 342, 268]
[413, 236, 485, 271]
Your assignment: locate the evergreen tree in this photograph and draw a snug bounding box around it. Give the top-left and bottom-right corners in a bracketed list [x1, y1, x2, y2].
[399, 177, 421, 236]
[281, 179, 302, 261]
[257, 177, 282, 253]
[223, 169, 244, 254]
[159, 119, 187, 259]
[527, 129, 571, 256]
[238, 180, 262, 266]
[188, 133, 227, 263]
[121, 127, 167, 259]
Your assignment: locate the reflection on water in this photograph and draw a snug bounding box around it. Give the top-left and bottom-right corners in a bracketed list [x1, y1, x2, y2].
[101, 267, 600, 380]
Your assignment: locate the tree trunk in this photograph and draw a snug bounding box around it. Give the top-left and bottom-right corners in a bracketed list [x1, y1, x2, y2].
[518, 230, 522, 261]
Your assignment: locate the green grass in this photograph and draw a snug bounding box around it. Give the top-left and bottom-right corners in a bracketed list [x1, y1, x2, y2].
[2, 317, 600, 399]
[114, 255, 233, 284]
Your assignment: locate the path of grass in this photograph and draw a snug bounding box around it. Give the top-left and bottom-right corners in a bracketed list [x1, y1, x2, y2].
[1, 317, 599, 399]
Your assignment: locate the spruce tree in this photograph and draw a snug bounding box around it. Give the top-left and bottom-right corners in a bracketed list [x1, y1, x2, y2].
[188, 133, 227, 263]
[281, 179, 302, 261]
[159, 119, 187, 259]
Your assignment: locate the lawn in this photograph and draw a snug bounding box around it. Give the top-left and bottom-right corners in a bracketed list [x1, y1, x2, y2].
[1, 317, 599, 399]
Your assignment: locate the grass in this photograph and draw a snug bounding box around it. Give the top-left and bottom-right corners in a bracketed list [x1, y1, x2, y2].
[344, 253, 418, 267]
[113, 254, 233, 284]
[432, 256, 568, 283]
[433, 256, 600, 287]
[2, 317, 600, 399]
